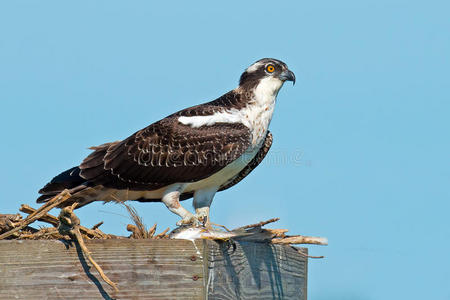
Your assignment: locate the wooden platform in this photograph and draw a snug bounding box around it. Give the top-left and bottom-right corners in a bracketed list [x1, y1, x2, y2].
[0, 239, 307, 299]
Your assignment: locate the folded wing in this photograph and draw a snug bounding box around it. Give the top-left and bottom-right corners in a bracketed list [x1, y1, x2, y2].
[79, 117, 252, 190]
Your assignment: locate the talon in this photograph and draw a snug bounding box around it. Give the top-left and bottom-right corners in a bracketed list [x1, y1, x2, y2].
[194, 207, 211, 228]
[198, 215, 207, 226]
[176, 214, 197, 226]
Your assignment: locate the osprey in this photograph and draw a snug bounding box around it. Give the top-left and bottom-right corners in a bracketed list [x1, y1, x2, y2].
[37, 58, 295, 226]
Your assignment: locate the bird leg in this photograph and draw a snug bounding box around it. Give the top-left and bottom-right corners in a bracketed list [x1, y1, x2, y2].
[161, 190, 196, 226]
[193, 190, 215, 228]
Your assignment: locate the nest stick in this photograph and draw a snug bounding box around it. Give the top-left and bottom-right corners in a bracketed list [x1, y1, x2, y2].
[20, 204, 59, 226]
[155, 227, 170, 239]
[235, 217, 280, 230]
[148, 223, 157, 238]
[91, 221, 104, 230]
[0, 190, 71, 240]
[19, 204, 107, 239]
[211, 222, 232, 232]
[296, 250, 325, 259]
[72, 225, 118, 291]
[271, 235, 328, 245]
[59, 204, 118, 292]
[124, 203, 148, 239]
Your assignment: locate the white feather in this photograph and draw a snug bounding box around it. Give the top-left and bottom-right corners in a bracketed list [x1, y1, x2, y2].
[246, 61, 265, 73]
[178, 76, 283, 146]
[178, 112, 240, 128]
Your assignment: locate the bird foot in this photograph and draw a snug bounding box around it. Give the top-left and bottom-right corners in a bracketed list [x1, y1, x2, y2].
[176, 212, 211, 228]
[194, 207, 211, 228]
[176, 213, 198, 227]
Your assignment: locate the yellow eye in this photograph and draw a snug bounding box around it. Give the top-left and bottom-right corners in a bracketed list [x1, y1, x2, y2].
[266, 64, 275, 73]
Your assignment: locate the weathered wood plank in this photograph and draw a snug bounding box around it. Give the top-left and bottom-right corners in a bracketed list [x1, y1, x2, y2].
[0, 239, 205, 300]
[0, 239, 307, 300]
[206, 240, 307, 300]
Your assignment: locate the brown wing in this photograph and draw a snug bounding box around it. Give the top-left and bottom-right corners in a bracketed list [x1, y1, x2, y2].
[79, 117, 251, 190]
[218, 131, 273, 192]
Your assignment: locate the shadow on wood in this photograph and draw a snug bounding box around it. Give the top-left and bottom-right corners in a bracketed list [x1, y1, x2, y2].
[0, 239, 307, 299]
[208, 241, 307, 299]
[73, 240, 114, 300]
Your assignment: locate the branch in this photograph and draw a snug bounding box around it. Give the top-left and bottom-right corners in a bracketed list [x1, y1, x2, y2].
[234, 217, 280, 230]
[0, 214, 22, 234]
[155, 227, 170, 239]
[0, 190, 71, 240]
[19, 204, 109, 239]
[271, 235, 328, 245]
[59, 204, 119, 292]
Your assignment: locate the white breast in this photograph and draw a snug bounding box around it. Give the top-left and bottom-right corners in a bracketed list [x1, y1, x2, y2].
[182, 145, 260, 192]
[179, 76, 284, 147]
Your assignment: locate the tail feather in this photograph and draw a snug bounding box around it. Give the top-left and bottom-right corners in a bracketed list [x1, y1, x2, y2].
[37, 166, 86, 203]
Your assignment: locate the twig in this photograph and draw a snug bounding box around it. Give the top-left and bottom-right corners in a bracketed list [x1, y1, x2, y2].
[0, 190, 72, 240]
[124, 204, 148, 239]
[0, 214, 22, 233]
[73, 228, 118, 291]
[20, 227, 62, 240]
[155, 227, 170, 239]
[59, 204, 119, 292]
[91, 221, 104, 230]
[296, 249, 325, 259]
[264, 228, 289, 238]
[20, 205, 59, 226]
[235, 217, 280, 230]
[126, 224, 139, 238]
[271, 235, 328, 245]
[148, 223, 157, 238]
[211, 222, 232, 232]
[19, 204, 107, 239]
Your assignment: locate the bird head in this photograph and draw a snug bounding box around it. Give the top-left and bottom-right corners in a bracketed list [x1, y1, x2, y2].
[238, 58, 296, 91]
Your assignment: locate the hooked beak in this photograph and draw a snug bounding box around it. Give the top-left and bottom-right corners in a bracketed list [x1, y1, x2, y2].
[280, 69, 296, 85]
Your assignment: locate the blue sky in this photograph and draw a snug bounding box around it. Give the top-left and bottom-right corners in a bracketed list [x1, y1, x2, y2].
[1, 1, 449, 299]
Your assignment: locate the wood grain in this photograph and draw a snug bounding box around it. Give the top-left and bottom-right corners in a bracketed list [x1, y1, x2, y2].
[0, 239, 307, 300]
[206, 240, 307, 300]
[0, 239, 204, 300]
